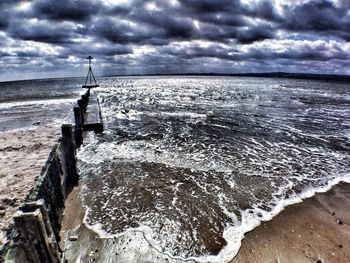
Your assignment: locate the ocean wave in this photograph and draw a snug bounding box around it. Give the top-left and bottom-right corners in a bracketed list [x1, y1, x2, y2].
[77, 77, 350, 261]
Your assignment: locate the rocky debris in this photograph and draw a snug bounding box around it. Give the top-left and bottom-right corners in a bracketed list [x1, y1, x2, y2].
[336, 219, 343, 225]
[68, 235, 78, 242]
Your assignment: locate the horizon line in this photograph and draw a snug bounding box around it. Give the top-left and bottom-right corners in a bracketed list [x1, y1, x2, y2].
[1, 71, 350, 84]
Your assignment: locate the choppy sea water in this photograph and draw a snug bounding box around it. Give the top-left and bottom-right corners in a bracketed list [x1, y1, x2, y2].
[0, 78, 83, 132]
[76, 76, 350, 261]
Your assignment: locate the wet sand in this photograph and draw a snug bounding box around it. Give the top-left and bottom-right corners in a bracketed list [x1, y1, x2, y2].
[61, 184, 193, 263]
[232, 182, 350, 263]
[0, 124, 60, 248]
[61, 181, 350, 262]
[2, 124, 348, 263]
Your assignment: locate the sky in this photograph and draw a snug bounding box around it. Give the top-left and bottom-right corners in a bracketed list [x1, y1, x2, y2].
[0, 0, 350, 81]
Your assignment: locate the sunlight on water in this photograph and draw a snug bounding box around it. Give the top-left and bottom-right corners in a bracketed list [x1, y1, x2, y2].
[77, 76, 350, 261]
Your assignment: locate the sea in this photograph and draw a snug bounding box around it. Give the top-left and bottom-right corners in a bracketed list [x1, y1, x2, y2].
[0, 77, 82, 132]
[1, 76, 350, 261]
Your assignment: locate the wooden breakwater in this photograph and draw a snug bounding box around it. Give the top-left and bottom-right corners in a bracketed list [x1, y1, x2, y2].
[1, 88, 103, 263]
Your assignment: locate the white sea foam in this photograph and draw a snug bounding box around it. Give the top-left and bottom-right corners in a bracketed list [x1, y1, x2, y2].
[0, 98, 76, 109]
[82, 173, 350, 263]
[79, 131, 350, 262]
[78, 137, 233, 175]
[79, 77, 350, 262]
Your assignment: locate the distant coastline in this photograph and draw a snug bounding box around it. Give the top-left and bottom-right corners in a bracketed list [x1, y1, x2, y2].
[105, 72, 350, 82]
[1, 72, 350, 84]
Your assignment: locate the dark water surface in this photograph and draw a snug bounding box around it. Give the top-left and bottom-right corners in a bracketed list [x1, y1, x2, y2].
[0, 78, 83, 132]
[76, 76, 350, 261]
[2, 76, 348, 261]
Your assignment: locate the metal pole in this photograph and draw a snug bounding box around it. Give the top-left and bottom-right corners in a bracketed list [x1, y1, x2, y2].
[83, 56, 98, 87]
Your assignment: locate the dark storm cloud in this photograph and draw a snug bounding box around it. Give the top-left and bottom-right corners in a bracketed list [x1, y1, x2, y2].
[0, 1, 19, 30]
[0, 13, 9, 30]
[16, 50, 43, 58]
[242, 0, 283, 22]
[179, 0, 241, 13]
[160, 40, 350, 63]
[33, 0, 102, 22]
[91, 17, 162, 45]
[1, 0, 279, 46]
[0, 50, 11, 58]
[96, 1, 198, 44]
[188, 22, 275, 44]
[64, 43, 133, 57]
[235, 24, 276, 44]
[178, 0, 282, 26]
[282, 0, 350, 40]
[198, 13, 247, 27]
[284, 0, 345, 31]
[161, 44, 235, 61]
[8, 20, 75, 44]
[135, 11, 197, 39]
[127, 1, 275, 44]
[1, 0, 350, 80]
[248, 44, 350, 61]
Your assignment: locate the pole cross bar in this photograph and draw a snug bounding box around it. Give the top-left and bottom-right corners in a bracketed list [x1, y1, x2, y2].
[83, 56, 99, 88]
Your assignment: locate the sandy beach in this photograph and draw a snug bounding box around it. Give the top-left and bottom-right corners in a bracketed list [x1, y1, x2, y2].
[60, 180, 350, 262]
[0, 124, 61, 249]
[0, 124, 349, 262]
[232, 182, 350, 263]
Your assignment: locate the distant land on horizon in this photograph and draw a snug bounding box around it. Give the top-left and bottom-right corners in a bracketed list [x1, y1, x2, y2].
[104, 72, 350, 82]
[1, 72, 350, 84]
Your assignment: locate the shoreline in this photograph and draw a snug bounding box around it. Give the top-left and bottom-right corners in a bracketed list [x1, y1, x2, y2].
[0, 124, 349, 262]
[231, 182, 350, 263]
[60, 177, 350, 262]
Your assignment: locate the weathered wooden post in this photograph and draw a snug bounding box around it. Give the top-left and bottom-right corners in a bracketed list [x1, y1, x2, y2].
[73, 106, 83, 147]
[81, 94, 88, 111]
[20, 200, 54, 241]
[61, 124, 78, 194]
[77, 99, 84, 123]
[10, 200, 61, 263]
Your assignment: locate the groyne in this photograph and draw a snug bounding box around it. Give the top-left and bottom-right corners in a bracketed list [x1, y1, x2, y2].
[1, 88, 103, 262]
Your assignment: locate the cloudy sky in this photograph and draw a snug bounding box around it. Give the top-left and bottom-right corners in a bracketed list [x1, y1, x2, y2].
[0, 0, 350, 81]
